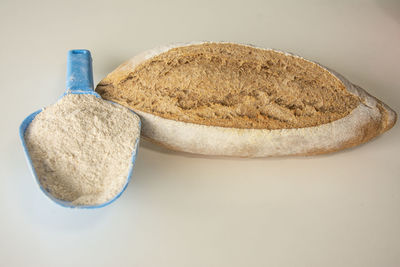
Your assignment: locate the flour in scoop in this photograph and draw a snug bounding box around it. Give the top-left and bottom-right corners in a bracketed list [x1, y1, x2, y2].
[25, 94, 140, 206]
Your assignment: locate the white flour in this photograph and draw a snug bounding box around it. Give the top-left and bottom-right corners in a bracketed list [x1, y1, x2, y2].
[25, 94, 140, 206]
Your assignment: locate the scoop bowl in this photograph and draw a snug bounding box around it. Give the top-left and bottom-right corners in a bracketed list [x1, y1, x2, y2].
[19, 50, 140, 208]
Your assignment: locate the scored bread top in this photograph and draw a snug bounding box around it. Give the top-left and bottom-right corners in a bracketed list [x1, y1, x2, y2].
[96, 43, 360, 129]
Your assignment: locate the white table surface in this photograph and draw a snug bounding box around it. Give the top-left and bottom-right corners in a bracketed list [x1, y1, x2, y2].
[1, 0, 399, 266]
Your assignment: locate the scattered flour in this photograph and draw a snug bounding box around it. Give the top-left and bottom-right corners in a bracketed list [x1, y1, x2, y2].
[25, 94, 140, 206]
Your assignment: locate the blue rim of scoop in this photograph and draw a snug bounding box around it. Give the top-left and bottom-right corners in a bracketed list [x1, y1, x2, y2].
[19, 50, 141, 209]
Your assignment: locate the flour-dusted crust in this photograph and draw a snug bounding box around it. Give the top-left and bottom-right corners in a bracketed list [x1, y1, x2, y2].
[97, 42, 396, 157]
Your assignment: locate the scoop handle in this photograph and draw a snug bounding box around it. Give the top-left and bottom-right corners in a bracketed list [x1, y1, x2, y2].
[66, 50, 94, 92]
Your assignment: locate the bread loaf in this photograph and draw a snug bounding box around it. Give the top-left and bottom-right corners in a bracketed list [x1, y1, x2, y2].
[96, 42, 396, 157]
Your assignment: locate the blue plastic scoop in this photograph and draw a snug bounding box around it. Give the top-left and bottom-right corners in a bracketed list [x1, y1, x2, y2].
[19, 50, 141, 208]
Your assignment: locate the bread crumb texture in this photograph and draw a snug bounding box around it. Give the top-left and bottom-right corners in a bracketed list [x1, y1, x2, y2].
[25, 94, 140, 206]
[97, 43, 360, 129]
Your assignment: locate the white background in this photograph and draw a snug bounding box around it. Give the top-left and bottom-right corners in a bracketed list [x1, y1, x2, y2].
[1, 0, 399, 266]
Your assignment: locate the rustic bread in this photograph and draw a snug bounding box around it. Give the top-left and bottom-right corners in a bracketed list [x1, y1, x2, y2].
[96, 42, 396, 157]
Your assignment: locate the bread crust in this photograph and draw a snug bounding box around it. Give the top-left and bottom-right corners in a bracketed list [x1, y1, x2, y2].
[96, 42, 397, 157]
